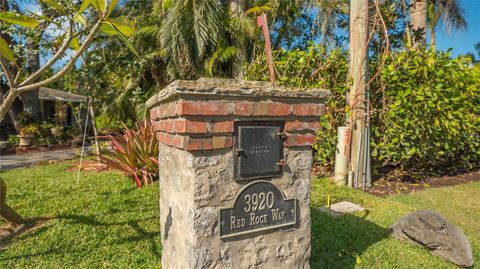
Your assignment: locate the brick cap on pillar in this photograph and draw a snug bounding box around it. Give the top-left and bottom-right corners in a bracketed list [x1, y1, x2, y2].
[148, 78, 330, 151]
[146, 78, 330, 109]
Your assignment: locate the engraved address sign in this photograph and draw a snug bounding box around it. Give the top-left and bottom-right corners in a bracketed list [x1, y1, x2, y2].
[219, 181, 296, 239]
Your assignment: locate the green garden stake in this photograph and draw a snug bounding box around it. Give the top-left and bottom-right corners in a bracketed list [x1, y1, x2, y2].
[327, 194, 331, 214]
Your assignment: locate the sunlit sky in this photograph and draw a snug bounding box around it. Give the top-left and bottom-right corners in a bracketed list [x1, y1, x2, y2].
[435, 0, 480, 57]
[17, 0, 480, 67]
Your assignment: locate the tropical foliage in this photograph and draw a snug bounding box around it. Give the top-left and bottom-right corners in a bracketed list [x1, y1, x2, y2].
[247, 46, 480, 172]
[98, 120, 159, 188]
[245, 44, 349, 164]
[2, 0, 479, 178]
[0, 0, 136, 125]
[372, 50, 480, 170]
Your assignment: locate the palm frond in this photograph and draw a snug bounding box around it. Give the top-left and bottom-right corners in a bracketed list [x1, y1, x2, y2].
[206, 45, 238, 76]
[438, 0, 467, 33]
[246, 3, 273, 16]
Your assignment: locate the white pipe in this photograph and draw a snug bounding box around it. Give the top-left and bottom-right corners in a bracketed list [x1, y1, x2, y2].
[334, 126, 351, 186]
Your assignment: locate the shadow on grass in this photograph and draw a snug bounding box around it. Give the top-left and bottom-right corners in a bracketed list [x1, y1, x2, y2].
[0, 217, 52, 250]
[0, 213, 161, 262]
[57, 214, 160, 256]
[310, 208, 390, 269]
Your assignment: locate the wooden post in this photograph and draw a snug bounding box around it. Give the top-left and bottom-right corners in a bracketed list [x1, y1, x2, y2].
[87, 97, 101, 161]
[0, 178, 27, 225]
[257, 14, 276, 86]
[348, 0, 369, 188]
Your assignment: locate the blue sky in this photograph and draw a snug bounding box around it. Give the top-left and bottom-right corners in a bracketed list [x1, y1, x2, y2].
[17, 0, 480, 67]
[435, 0, 480, 57]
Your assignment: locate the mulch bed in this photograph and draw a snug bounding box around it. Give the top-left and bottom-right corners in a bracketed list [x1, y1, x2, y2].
[65, 161, 111, 172]
[368, 171, 480, 196]
[312, 163, 480, 196]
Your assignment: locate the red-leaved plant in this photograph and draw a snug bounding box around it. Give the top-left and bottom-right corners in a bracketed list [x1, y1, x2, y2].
[98, 120, 159, 188]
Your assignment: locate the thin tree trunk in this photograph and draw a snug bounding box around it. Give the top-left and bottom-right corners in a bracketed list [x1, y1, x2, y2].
[88, 97, 101, 161]
[410, 0, 427, 47]
[430, 28, 436, 50]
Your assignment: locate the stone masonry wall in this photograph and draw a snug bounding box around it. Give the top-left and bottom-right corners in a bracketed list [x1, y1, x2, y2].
[149, 78, 329, 269]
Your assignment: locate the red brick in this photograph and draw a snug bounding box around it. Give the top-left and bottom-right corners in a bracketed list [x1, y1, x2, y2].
[225, 137, 233, 148]
[253, 102, 269, 116]
[212, 121, 234, 133]
[284, 134, 317, 147]
[306, 121, 321, 130]
[164, 103, 177, 117]
[158, 132, 168, 144]
[164, 120, 174, 133]
[235, 102, 253, 116]
[185, 138, 204, 151]
[212, 137, 226, 149]
[285, 120, 321, 131]
[175, 119, 207, 134]
[155, 104, 167, 118]
[293, 104, 322, 116]
[268, 103, 291, 116]
[177, 100, 227, 116]
[153, 121, 165, 132]
[285, 120, 305, 131]
[203, 139, 213, 150]
[171, 135, 184, 148]
[150, 108, 157, 120]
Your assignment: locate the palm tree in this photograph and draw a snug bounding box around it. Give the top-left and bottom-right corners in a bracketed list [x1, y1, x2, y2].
[410, 0, 428, 46]
[159, 0, 224, 79]
[158, 0, 272, 79]
[427, 0, 467, 49]
[309, 0, 348, 45]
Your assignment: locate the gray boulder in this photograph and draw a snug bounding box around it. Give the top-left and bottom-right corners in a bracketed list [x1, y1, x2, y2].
[390, 210, 474, 268]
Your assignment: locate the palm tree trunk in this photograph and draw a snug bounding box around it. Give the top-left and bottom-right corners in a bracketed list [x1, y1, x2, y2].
[22, 38, 42, 122]
[410, 0, 427, 47]
[230, 0, 247, 79]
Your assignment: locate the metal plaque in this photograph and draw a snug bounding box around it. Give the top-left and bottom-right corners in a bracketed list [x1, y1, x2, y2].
[219, 180, 297, 239]
[234, 121, 284, 181]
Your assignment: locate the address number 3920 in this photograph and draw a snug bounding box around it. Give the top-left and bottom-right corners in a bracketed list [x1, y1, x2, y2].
[243, 191, 275, 213]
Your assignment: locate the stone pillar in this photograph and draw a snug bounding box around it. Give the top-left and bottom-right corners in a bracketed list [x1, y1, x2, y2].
[147, 78, 329, 269]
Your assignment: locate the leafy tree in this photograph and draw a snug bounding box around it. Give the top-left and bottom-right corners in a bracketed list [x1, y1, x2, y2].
[0, 0, 135, 123]
[63, 0, 164, 127]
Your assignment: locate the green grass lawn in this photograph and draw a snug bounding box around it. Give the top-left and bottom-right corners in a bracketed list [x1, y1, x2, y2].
[0, 161, 479, 268]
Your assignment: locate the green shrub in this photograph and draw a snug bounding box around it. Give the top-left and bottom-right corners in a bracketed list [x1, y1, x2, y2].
[20, 124, 40, 136]
[246, 46, 480, 172]
[7, 134, 19, 147]
[245, 44, 349, 164]
[371, 50, 480, 170]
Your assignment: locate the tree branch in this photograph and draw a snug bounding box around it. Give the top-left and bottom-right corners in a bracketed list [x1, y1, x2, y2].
[0, 58, 15, 89]
[0, 88, 18, 121]
[17, 18, 104, 93]
[19, 22, 75, 87]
